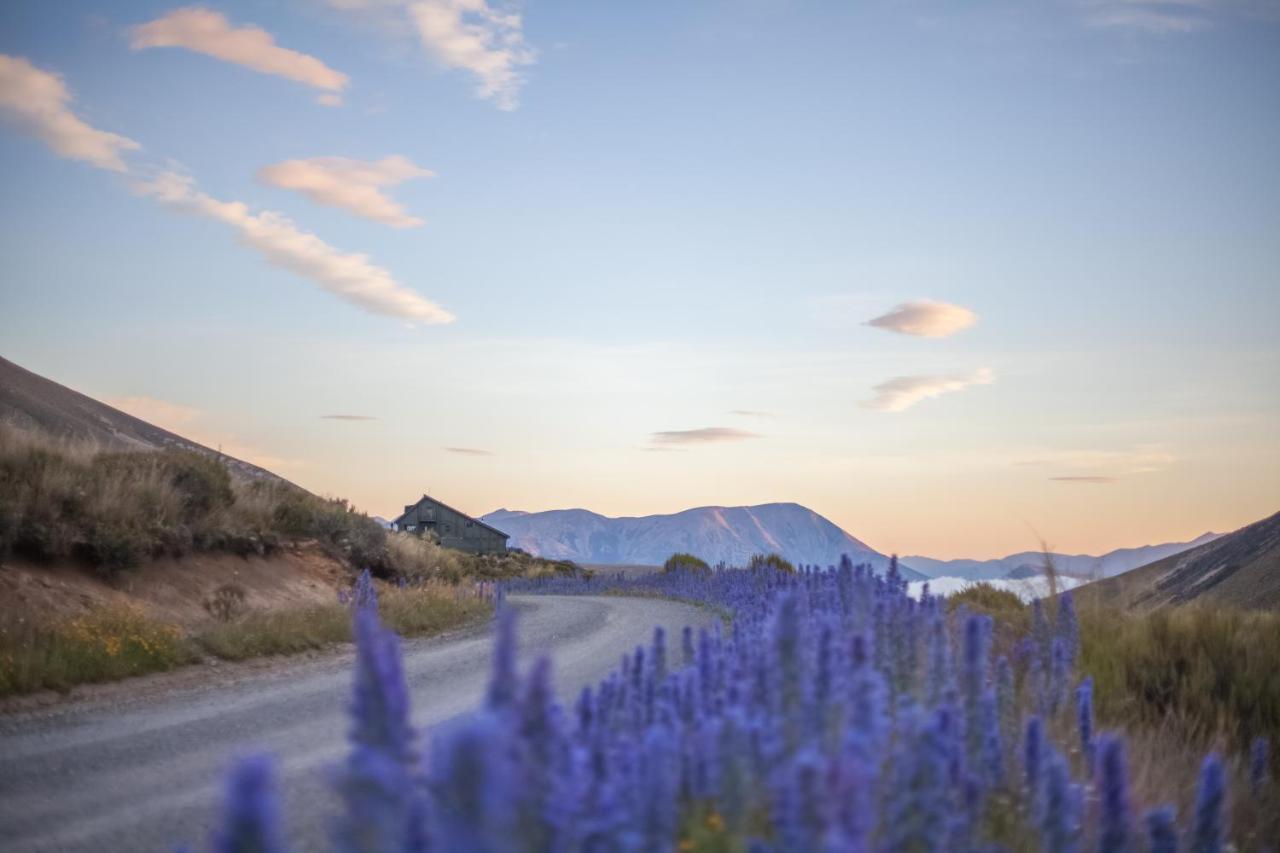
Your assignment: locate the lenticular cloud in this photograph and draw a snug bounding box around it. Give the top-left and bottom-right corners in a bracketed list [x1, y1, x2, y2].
[867, 299, 977, 337]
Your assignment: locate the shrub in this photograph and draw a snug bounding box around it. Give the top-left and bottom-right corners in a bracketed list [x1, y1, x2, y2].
[662, 553, 710, 574]
[204, 583, 249, 623]
[746, 551, 795, 573]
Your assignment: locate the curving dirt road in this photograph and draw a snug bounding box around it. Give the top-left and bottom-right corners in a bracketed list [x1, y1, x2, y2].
[0, 594, 715, 852]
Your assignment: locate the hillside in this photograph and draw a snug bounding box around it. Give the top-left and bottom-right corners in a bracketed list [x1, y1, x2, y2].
[1080, 511, 1280, 610]
[482, 503, 925, 579]
[906, 533, 1221, 581]
[0, 355, 280, 483]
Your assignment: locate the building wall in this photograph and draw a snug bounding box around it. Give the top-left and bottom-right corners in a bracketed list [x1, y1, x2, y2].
[397, 498, 508, 555]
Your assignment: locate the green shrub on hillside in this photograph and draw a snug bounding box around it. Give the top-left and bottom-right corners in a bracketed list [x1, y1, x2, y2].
[747, 552, 795, 573]
[663, 553, 710, 574]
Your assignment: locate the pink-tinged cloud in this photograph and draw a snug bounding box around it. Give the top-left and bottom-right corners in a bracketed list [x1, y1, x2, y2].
[446, 446, 492, 456]
[131, 7, 349, 96]
[134, 170, 454, 324]
[258, 156, 433, 228]
[0, 54, 140, 172]
[867, 300, 977, 338]
[651, 427, 759, 445]
[1050, 476, 1118, 484]
[862, 367, 995, 412]
[410, 0, 536, 110]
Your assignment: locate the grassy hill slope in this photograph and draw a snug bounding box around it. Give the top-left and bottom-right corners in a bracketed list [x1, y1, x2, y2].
[1080, 510, 1280, 610]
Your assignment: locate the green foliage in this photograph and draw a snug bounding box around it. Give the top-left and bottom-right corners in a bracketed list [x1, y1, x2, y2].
[663, 553, 710, 574]
[1079, 604, 1280, 752]
[746, 552, 795, 574]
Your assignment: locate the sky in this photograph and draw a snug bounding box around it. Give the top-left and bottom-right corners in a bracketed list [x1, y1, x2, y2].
[1, 0, 1278, 560]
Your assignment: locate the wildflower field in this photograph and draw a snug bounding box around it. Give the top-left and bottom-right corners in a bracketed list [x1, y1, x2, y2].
[204, 562, 1278, 852]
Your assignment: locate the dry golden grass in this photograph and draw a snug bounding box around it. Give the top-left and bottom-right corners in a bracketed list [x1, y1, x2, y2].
[0, 582, 493, 695]
[0, 605, 195, 695]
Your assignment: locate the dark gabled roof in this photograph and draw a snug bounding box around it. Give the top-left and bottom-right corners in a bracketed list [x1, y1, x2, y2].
[392, 494, 509, 538]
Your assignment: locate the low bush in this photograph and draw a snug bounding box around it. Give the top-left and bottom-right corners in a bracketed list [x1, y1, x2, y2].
[746, 552, 795, 573]
[662, 553, 710, 574]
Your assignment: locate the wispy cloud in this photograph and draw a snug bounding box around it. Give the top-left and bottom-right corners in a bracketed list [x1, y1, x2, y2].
[651, 427, 759, 445]
[321, 414, 379, 421]
[133, 170, 455, 324]
[130, 7, 349, 104]
[446, 446, 492, 456]
[258, 156, 433, 228]
[330, 0, 534, 110]
[1018, 445, 1174, 478]
[1077, 0, 1277, 33]
[1050, 475, 1119, 484]
[730, 409, 772, 417]
[867, 300, 977, 338]
[411, 0, 534, 109]
[862, 368, 995, 413]
[0, 54, 140, 172]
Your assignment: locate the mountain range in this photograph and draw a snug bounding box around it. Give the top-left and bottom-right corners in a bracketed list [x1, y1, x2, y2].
[482, 503, 926, 580]
[905, 533, 1222, 582]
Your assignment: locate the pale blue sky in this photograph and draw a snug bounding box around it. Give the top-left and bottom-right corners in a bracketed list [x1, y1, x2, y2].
[2, 0, 1277, 558]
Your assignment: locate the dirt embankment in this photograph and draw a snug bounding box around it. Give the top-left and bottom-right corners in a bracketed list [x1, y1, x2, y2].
[0, 543, 353, 629]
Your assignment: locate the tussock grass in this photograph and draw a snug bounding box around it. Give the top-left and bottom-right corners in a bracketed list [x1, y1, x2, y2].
[193, 605, 351, 661]
[0, 423, 583, 584]
[1078, 603, 1280, 752]
[0, 605, 195, 695]
[0, 584, 493, 695]
[968, 586, 1280, 841]
[194, 583, 494, 661]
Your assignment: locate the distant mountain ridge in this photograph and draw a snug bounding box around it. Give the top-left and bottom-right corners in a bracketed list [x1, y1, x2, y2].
[1081, 511, 1280, 610]
[481, 503, 926, 580]
[906, 533, 1221, 582]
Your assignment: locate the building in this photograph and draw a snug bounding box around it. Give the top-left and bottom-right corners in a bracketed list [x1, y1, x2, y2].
[391, 494, 509, 555]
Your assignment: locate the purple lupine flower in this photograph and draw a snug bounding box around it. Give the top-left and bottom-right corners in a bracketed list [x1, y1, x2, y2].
[883, 705, 953, 852]
[775, 749, 828, 852]
[651, 626, 667, 685]
[1144, 806, 1178, 853]
[962, 614, 992, 765]
[337, 606, 416, 852]
[211, 754, 287, 853]
[1040, 749, 1080, 853]
[1048, 637, 1070, 714]
[637, 724, 678, 852]
[348, 606, 414, 761]
[1097, 734, 1132, 853]
[1076, 677, 1095, 771]
[995, 656, 1016, 763]
[486, 605, 518, 712]
[1190, 753, 1226, 853]
[353, 568, 377, 611]
[979, 687, 1003, 786]
[515, 656, 567, 853]
[681, 625, 694, 667]
[1025, 716, 1046, 801]
[1251, 736, 1269, 794]
[428, 712, 512, 852]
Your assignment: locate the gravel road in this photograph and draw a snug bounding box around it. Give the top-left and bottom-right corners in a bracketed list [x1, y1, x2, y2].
[0, 594, 715, 852]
